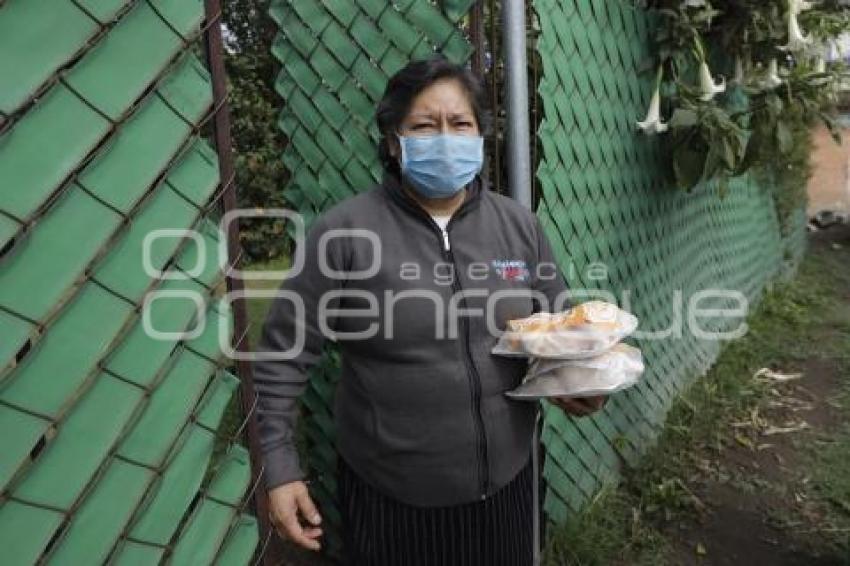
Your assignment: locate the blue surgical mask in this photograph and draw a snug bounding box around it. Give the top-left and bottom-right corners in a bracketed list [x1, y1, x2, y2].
[398, 133, 484, 198]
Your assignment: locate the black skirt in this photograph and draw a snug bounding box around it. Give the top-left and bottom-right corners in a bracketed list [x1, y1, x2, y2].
[337, 455, 536, 566]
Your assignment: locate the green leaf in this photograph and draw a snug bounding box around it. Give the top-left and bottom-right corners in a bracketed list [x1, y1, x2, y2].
[765, 93, 783, 119]
[673, 143, 707, 190]
[775, 121, 793, 154]
[669, 108, 699, 128]
[718, 175, 729, 199]
[721, 138, 737, 170]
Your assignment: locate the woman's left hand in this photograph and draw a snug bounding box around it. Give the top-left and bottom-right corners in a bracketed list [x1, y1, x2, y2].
[551, 395, 609, 417]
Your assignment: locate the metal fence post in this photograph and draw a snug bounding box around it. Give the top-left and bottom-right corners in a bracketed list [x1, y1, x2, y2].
[201, 1, 274, 563]
[503, 0, 532, 209]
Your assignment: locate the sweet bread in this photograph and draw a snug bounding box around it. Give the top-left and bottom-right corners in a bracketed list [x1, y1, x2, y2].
[506, 301, 621, 333]
[494, 301, 638, 359]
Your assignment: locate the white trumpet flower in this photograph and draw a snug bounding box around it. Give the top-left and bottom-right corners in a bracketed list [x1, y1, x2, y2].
[732, 56, 745, 85]
[763, 59, 783, 88]
[636, 87, 667, 135]
[698, 61, 726, 100]
[779, 9, 812, 51]
[790, 0, 814, 14]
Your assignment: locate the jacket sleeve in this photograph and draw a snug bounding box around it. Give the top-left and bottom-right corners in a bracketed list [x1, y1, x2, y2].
[531, 214, 573, 313]
[251, 214, 344, 491]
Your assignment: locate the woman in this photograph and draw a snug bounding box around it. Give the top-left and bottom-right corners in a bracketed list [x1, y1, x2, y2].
[253, 55, 608, 566]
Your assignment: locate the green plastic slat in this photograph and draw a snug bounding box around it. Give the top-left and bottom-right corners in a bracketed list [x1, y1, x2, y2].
[128, 426, 215, 544]
[214, 515, 260, 566]
[12, 374, 144, 510]
[278, 12, 318, 58]
[0, 0, 98, 113]
[0, 189, 123, 321]
[110, 541, 165, 565]
[74, 0, 129, 22]
[322, 20, 359, 68]
[402, 1, 453, 45]
[0, 501, 64, 566]
[187, 300, 233, 362]
[0, 310, 36, 372]
[78, 95, 190, 212]
[169, 499, 234, 566]
[157, 53, 214, 122]
[63, 1, 190, 119]
[117, 351, 216, 465]
[0, 405, 50, 492]
[0, 214, 18, 250]
[207, 445, 252, 505]
[442, 30, 474, 63]
[291, 0, 333, 35]
[442, 0, 476, 22]
[170, 446, 251, 566]
[357, 0, 388, 20]
[148, 0, 205, 36]
[196, 371, 240, 429]
[350, 12, 391, 61]
[103, 277, 210, 387]
[45, 459, 152, 565]
[77, 56, 212, 212]
[164, 139, 220, 205]
[0, 84, 110, 219]
[1, 284, 132, 417]
[172, 217, 225, 288]
[92, 185, 200, 302]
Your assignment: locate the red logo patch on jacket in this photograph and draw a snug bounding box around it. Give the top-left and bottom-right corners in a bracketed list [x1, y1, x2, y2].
[491, 259, 530, 282]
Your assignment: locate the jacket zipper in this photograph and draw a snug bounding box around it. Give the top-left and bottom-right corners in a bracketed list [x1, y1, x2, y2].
[436, 217, 491, 501]
[387, 176, 491, 500]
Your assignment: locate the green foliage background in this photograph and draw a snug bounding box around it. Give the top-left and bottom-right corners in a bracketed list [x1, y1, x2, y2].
[223, 0, 290, 260]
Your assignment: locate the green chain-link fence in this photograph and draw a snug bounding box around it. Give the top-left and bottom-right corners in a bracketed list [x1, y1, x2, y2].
[0, 1, 259, 563]
[532, 0, 806, 522]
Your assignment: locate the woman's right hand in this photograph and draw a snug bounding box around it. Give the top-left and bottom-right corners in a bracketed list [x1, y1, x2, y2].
[268, 480, 323, 551]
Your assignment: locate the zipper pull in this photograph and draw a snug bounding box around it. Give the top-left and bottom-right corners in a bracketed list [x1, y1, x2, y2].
[442, 229, 450, 252]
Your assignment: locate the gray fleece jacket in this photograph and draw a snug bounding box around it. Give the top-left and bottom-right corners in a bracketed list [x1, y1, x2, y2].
[252, 172, 571, 507]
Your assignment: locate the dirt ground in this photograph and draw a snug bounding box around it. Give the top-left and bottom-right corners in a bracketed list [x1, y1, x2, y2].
[660, 224, 850, 566]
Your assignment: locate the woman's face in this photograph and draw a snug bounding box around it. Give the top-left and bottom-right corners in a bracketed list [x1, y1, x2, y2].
[389, 77, 479, 159]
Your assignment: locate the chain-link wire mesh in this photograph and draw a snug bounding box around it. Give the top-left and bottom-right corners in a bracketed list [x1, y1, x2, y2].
[0, 0, 261, 563]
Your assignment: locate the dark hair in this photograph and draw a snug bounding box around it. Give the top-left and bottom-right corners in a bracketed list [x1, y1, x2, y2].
[375, 54, 492, 177]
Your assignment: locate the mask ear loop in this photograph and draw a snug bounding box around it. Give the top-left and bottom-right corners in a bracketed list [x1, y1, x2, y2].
[395, 131, 406, 169]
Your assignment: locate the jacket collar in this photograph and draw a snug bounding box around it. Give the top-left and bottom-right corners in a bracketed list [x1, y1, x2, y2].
[380, 171, 486, 225]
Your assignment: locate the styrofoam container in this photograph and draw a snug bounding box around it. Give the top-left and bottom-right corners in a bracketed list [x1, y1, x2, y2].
[491, 306, 639, 359]
[505, 343, 644, 400]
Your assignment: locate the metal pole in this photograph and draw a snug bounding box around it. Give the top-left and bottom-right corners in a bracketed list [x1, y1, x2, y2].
[503, 3, 540, 564]
[503, 0, 532, 209]
[202, 1, 273, 563]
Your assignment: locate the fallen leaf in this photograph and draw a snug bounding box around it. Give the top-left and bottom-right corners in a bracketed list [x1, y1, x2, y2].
[696, 542, 707, 555]
[754, 367, 803, 382]
[763, 421, 810, 435]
